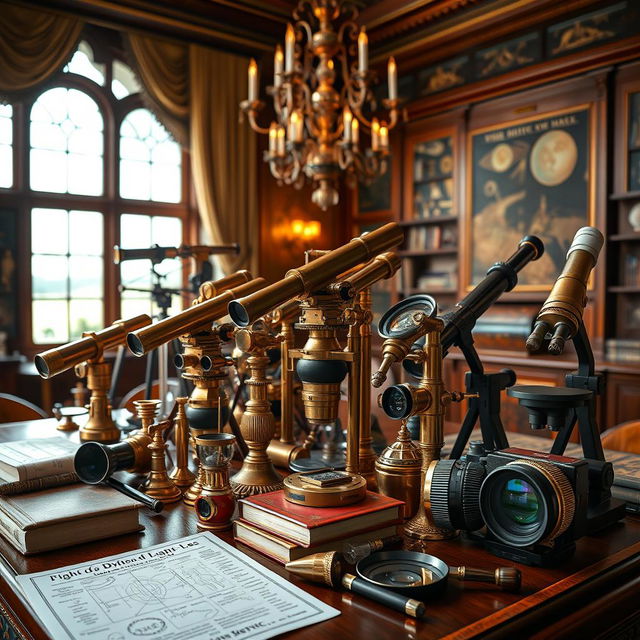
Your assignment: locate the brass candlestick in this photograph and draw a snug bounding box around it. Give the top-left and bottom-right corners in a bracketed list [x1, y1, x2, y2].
[169, 397, 197, 489]
[141, 420, 182, 503]
[230, 324, 283, 498]
[183, 426, 208, 507]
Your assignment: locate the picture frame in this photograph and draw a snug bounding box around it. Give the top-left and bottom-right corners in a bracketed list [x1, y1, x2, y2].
[465, 104, 595, 291]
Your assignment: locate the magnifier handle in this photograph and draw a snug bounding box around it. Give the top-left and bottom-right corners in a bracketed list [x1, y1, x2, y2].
[342, 574, 425, 619]
[106, 477, 164, 513]
[450, 566, 521, 593]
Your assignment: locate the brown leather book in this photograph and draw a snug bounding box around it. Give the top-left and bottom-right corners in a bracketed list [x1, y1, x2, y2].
[0, 484, 143, 555]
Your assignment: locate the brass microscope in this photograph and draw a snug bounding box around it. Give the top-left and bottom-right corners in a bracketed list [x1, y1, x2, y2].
[228, 223, 403, 506]
[35, 315, 152, 443]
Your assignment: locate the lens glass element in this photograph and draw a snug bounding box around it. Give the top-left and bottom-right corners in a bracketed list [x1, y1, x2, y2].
[500, 478, 539, 525]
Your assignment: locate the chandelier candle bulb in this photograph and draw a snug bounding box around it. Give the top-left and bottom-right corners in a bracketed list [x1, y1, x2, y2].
[358, 27, 368, 72]
[380, 126, 389, 150]
[248, 59, 258, 102]
[371, 119, 380, 152]
[352, 118, 359, 146]
[343, 109, 352, 142]
[289, 111, 303, 143]
[285, 23, 295, 72]
[277, 126, 286, 156]
[388, 57, 397, 101]
[269, 123, 277, 154]
[274, 45, 284, 87]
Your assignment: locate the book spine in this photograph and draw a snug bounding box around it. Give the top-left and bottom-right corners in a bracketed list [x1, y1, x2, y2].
[611, 484, 640, 506]
[0, 473, 79, 496]
[0, 510, 27, 554]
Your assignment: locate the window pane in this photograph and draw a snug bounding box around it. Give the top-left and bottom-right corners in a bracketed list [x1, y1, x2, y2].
[120, 159, 151, 200]
[63, 41, 106, 86]
[112, 60, 141, 99]
[70, 256, 103, 296]
[32, 255, 68, 298]
[68, 153, 103, 196]
[121, 296, 152, 320]
[152, 216, 182, 246]
[0, 106, 12, 144]
[69, 211, 103, 255]
[120, 214, 151, 248]
[33, 300, 68, 344]
[120, 260, 151, 290]
[69, 299, 103, 336]
[0, 145, 11, 189]
[30, 88, 104, 196]
[30, 149, 68, 193]
[119, 108, 181, 202]
[31, 208, 68, 254]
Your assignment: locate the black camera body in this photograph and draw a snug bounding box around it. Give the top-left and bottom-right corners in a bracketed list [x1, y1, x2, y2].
[429, 442, 593, 566]
[477, 448, 589, 565]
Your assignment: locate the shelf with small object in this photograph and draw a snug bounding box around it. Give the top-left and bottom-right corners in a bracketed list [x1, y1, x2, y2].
[608, 61, 640, 357]
[400, 114, 463, 307]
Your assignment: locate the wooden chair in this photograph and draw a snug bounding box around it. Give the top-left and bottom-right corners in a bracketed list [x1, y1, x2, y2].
[0, 393, 48, 424]
[601, 420, 640, 455]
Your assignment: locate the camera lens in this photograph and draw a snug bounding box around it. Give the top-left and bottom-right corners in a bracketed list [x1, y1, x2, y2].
[480, 460, 575, 548]
[429, 458, 486, 532]
[500, 478, 539, 525]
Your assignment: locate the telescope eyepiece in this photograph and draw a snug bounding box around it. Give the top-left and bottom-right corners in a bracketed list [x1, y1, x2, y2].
[127, 333, 145, 357]
[34, 355, 50, 378]
[228, 301, 250, 328]
[520, 235, 545, 260]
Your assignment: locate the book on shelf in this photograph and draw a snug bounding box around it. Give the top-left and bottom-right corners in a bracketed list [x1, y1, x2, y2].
[238, 490, 403, 547]
[234, 519, 399, 565]
[0, 437, 79, 482]
[0, 484, 143, 555]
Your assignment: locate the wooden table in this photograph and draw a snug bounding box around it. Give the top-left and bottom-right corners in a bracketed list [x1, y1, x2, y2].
[0, 418, 639, 640]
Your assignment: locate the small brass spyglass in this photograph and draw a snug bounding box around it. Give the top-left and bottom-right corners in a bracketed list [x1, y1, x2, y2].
[35, 315, 152, 443]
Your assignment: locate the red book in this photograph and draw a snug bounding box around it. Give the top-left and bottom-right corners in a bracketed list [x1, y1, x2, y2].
[238, 490, 403, 546]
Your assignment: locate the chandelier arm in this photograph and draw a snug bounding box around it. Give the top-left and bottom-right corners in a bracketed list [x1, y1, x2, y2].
[293, 0, 314, 22]
[296, 19, 313, 46]
[337, 19, 359, 47]
[247, 109, 272, 136]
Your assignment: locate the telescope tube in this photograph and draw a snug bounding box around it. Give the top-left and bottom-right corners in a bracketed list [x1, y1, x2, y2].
[403, 235, 544, 377]
[35, 314, 152, 379]
[229, 223, 404, 327]
[127, 276, 265, 356]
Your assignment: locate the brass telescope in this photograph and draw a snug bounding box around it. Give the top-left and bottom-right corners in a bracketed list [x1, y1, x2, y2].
[35, 315, 151, 443]
[127, 271, 263, 356]
[228, 223, 404, 327]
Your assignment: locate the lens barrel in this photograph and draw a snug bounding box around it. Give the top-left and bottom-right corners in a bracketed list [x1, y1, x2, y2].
[429, 459, 487, 532]
[74, 441, 136, 484]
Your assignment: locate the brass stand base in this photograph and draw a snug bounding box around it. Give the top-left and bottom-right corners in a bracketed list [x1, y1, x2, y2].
[196, 520, 232, 532]
[403, 507, 456, 541]
[230, 471, 283, 499]
[183, 479, 202, 506]
[79, 424, 121, 443]
[283, 472, 367, 507]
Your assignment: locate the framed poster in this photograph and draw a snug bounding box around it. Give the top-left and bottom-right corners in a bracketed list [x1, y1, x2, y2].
[357, 159, 392, 215]
[466, 105, 594, 290]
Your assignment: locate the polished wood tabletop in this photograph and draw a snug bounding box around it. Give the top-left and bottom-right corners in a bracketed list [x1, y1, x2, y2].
[0, 418, 639, 640]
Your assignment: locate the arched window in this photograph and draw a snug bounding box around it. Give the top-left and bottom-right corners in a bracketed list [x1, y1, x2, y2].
[0, 37, 193, 351]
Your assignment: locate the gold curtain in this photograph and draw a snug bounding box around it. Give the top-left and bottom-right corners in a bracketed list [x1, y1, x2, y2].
[189, 45, 258, 275]
[126, 34, 189, 147]
[0, 3, 83, 96]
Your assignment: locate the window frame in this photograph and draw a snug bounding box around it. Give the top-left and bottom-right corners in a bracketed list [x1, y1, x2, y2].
[0, 40, 198, 357]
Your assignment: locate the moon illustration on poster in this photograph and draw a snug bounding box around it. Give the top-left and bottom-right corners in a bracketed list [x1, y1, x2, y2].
[490, 143, 514, 172]
[530, 130, 578, 186]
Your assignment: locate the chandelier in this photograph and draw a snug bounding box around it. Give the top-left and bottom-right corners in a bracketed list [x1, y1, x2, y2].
[240, 0, 399, 211]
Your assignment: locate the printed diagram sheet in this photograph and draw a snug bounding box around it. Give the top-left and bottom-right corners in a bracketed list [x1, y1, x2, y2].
[17, 532, 339, 640]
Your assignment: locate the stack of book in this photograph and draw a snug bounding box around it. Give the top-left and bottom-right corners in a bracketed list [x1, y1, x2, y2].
[234, 490, 403, 564]
[0, 437, 143, 554]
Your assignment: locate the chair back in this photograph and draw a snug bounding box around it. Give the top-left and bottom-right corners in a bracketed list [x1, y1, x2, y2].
[0, 393, 48, 423]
